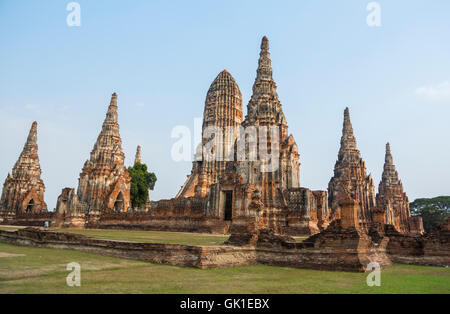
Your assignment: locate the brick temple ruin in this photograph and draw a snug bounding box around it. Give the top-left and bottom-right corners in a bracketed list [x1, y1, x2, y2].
[0, 37, 426, 237]
[54, 92, 132, 228]
[328, 107, 376, 228]
[0, 122, 52, 225]
[1, 36, 447, 271]
[376, 143, 424, 234]
[175, 37, 328, 235]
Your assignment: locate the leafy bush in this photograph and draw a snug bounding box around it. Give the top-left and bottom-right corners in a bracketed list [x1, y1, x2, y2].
[127, 162, 157, 208]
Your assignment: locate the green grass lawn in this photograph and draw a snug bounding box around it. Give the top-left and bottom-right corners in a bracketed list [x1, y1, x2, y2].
[0, 243, 449, 294]
[52, 228, 230, 246]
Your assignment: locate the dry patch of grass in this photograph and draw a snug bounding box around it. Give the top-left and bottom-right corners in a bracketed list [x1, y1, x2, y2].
[0, 252, 25, 258]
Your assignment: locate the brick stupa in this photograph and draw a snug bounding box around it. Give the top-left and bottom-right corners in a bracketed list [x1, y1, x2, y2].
[0, 122, 47, 214]
[176, 70, 243, 198]
[213, 37, 327, 236]
[328, 108, 376, 227]
[77, 92, 131, 214]
[56, 93, 131, 227]
[376, 143, 424, 234]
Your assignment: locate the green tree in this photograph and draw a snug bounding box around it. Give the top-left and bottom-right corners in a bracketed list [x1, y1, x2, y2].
[410, 196, 450, 232]
[127, 162, 157, 209]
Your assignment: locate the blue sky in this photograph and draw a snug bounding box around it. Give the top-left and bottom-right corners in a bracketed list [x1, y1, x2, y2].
[1, 0, 449, 209]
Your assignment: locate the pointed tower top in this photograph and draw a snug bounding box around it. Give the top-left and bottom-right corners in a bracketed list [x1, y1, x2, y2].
[2, 120, 47, 212]
[384, 142, 394, 166]
[245, 36, 282, 121]
[261, 36, 269, 49]
[29, 120, 37, 136]
[256, 36, 272, 80]
[10, 121, 42, 179]
[339, 107, 357, 156]
[88, 93, 124, 166]
[343, 107, 353, 131]
[103, 93, 119, 126]
[135, 145, 142, 164]
[344, 106, 350, 118]
[110, 92, 118, 106]
[382, 142, 398, 182]
[23, 121, 38, 155]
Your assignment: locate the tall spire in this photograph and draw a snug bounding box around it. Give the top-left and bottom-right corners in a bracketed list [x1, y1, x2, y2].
[135, 145, 142, 164]
[338, 107, 358, 158]
[22, 121, 38, 156]
[104, 92, 118, 125]
[385, 142, 393, 165]
[246, 36, 286, 129]
[1, 121, 47, 213]
[381, 142, 399, 183]
[328, 107, 376, 225]
[251, 36, 278, 100]
[377, 142, 412, 233]
[239, 35, 300, 206]
[76, 92, 131, 213]
[89, 92, 124, 165]
[13, 121, 41, 178]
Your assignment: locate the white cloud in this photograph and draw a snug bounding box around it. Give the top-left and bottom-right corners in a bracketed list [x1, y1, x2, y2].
[415, 81, 450, 100]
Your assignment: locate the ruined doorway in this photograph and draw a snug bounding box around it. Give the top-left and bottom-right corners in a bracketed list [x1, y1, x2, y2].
[26, 199, 35, 213]
[224, 191, 233, 221]
[114, 192, 124, 212]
